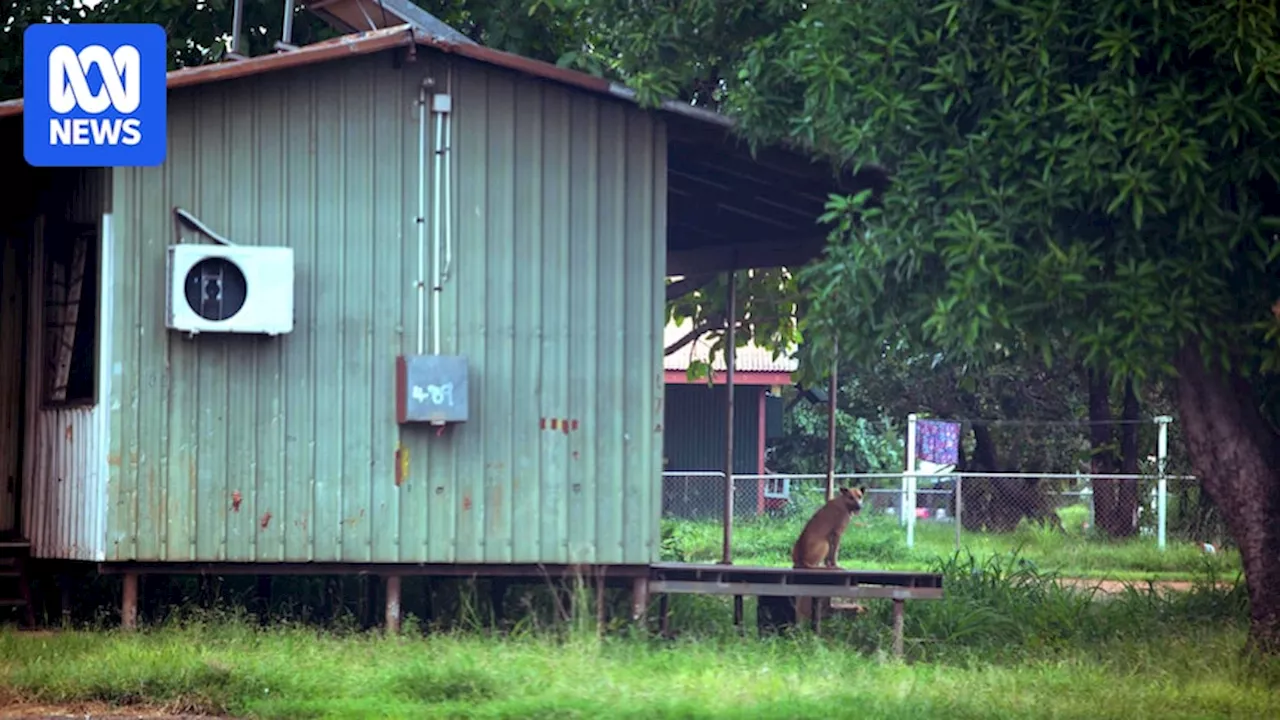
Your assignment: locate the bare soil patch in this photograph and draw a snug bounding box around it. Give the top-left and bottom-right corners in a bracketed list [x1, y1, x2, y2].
[1055, 577, 1234, 596]
[0, 703, 231, 720]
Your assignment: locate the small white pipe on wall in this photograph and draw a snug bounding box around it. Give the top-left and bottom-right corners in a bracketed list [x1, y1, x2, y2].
[415, 79, 431, 356]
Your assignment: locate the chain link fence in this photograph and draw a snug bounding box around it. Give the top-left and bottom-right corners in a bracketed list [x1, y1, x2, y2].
[660, 470, 1225, 570]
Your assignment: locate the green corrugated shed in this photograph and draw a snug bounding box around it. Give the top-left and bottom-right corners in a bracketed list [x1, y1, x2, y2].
[106, 50, 666, 565]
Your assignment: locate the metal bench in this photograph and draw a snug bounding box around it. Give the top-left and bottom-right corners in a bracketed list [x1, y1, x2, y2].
[648, 562, 945, 656]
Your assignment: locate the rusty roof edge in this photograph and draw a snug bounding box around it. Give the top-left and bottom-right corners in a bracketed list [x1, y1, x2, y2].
[0, 24, 418, 118]
[604, 82, 734, 128]
[0, 23, 744, 137]
[167, 24, 416, 90]
[409, 30, 738, 129]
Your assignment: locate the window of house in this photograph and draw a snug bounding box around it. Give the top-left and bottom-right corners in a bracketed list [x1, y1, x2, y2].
[764, 477, 790, 498]
[41, 221, 99, 407]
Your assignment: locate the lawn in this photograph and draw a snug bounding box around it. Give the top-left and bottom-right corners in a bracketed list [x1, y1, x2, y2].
[0, 553, 1273, 719]
[663, 502, 1242, 582]
[2, 623, 1277, 719]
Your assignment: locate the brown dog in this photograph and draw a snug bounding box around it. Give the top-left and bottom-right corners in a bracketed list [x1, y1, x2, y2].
[791, 486, 866, 569]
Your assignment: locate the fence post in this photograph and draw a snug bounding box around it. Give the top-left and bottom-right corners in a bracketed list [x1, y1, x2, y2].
[953, 474, 962, 551]
[1155, 415, 1172, 551]
[904, 413, 918, 548]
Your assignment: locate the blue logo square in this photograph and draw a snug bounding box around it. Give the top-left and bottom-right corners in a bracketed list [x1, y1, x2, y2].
[23, 23, 168, 168]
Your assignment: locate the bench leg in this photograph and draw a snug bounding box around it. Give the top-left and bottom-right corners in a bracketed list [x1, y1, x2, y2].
[892, 599, 905, 658]
[121, 572, 138, 631]
[658, 594, 670, 637]
[630, 576, 649, 629]
[385, 575, 402, 635]
[733, 595, 743, 629]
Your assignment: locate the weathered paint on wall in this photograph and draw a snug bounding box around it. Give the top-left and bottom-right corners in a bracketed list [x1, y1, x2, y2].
[107, 50, 666, 565]
[20, 169, 112, 560]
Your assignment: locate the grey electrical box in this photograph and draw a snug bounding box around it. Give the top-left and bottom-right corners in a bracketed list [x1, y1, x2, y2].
[395, 354, 470, 424]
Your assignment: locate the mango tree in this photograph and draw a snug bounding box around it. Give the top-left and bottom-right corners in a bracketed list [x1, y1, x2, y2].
[707, 0, 1280, 652]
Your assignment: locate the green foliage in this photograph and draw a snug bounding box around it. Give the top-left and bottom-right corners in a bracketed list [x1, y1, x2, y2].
[712, 0, 1280, 385]
[665, 269, 804, 384]
[770, 396, 903, 475]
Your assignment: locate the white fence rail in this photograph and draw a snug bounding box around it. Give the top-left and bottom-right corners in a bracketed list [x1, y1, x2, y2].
[661, 469, 1199, 554]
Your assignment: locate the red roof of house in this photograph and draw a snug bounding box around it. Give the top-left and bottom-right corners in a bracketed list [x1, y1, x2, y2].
[663, 319, 798, 374]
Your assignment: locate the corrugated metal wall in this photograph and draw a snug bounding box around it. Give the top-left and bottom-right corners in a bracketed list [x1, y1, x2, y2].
[662, 384, 762, 520]
[663, 384, 761, 474]
[107, 51, 666, 565]
[21, 169, 112, 560]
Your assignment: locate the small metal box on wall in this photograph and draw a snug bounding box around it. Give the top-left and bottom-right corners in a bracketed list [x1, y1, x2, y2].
[395, 354, 470, 424]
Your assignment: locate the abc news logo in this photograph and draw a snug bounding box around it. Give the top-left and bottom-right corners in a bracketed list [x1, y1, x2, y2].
[23, 23, 167, 168]
[47, 44, 144, 147]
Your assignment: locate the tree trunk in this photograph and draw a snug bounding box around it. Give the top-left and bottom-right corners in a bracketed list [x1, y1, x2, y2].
[1088, 369, 1124, 536]
[1114, 378, 1141, 538]
[962, 423, 1003, 531]
[1174, 342, 1280, 654]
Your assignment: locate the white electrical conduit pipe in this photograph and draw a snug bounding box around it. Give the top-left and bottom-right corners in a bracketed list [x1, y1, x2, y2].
[441, 66, 454, 283]
[431, 88, 447, 357]
[415, 81, 429, 356]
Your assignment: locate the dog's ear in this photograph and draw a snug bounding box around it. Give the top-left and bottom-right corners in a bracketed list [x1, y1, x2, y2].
[858, 485, 867, 495]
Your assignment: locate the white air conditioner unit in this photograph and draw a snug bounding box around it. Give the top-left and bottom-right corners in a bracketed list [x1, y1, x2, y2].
[165, 243, 295, 336]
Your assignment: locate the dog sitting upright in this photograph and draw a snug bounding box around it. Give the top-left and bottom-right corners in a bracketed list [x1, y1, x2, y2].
[790, 486, 866, 569]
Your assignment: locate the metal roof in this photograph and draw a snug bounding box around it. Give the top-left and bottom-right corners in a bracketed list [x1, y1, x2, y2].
[0, 23, 729, 128]
[1, 22, 891, 277]
[663, 319, 799, 374]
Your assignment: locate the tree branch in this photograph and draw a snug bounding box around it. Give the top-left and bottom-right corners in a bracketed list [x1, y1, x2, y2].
[664, 314, 725, 357]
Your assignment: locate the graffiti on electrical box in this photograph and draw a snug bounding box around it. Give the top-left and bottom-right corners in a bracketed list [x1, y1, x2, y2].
[413, 382, 455, 407]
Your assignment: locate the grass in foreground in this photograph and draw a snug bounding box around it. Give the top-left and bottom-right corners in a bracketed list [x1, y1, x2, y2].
[3, 623, 1278, 719]
[664, 503, 1242, 582]
[0, 553, 1273, 719]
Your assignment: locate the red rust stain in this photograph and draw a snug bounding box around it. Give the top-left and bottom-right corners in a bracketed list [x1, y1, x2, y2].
[550, 418, 558, 430]
[107, 454, 122, 466]
[64, 424, 72, 442]
[462, 494, 472, 511]
[561, 418, 570, 435]
[231, 491, 243, 512]
[260, 511, 272, 529]
[539, 417, 546, 430]
[571, 419, 579, 431]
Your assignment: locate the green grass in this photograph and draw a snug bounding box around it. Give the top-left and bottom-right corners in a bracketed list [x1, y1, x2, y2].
[0, 553, 1273, 719]
[2, 623, 1277, 719]
[663, 503, 1242, 582]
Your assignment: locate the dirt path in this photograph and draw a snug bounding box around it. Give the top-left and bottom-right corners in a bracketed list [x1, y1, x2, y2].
[1054, 577, 1235, 596]
[0, 702, 232, 720]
